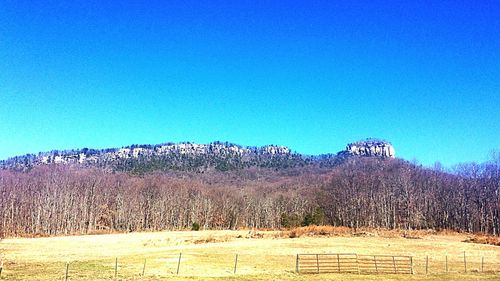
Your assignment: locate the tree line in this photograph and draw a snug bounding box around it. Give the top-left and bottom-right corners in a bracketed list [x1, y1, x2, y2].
[321, 156, 499, 234]
[0, 155, 498, 237]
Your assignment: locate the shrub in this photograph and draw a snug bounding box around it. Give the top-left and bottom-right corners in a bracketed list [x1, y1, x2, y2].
[283, 225, 352, 238]
[280, 213, 301, 228]
[301, 207, 325, 226]
[191, 222, 200, 231]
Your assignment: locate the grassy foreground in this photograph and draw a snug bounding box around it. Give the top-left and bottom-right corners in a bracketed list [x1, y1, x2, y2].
[0, 229, 499, 280]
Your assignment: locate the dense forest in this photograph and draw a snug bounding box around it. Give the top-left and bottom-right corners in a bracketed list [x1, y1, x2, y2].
[1, 153, 498, 238]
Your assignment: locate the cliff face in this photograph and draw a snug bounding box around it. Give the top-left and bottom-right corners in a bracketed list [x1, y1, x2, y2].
[0, 142, 298, 171]
[0, 139, 396, 172]
[345, 139, 395, 158]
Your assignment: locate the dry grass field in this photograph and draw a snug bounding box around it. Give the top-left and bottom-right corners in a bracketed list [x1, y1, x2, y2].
[0, 228, 499, 280]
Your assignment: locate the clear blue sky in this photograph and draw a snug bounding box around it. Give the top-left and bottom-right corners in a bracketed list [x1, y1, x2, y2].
[1, 1, 499, 167]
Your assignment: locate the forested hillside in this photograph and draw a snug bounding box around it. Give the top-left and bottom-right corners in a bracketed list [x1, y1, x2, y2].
[0, 140, 391, 173]
[0, 142, 338, 173]
[1, 154, 498, 237]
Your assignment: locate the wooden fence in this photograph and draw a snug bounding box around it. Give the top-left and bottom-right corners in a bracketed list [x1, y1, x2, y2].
[297, 253, 413, 274]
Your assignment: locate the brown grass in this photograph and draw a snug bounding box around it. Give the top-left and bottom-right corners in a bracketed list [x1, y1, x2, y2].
[277, 225, 500, 245]
[192, 234, 233, 244]
[279, 225, 442, 239]
[464, 235, 500, 246]
[1, 229, 499, 280]
[282, 225, 351, 238]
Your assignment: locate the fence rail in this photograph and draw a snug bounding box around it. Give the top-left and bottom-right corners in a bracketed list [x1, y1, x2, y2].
[297, 253, 359, 274]
[357, 255, 412, 274]
[297, 253, 413, 274]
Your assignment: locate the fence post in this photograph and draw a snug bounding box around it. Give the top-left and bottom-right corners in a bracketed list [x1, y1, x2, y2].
[425, 255, 428, 274]
[392, 256, 396, 273]
[356, 254, 360, 274]
[114, 258, 118, 279]
[316, 254, 319, 274]
[295, 254, 299, 273]
[142, 259, 146, 276]
[337, 254, 340, 273]
[374, 256, 378, 274]
[176, 252, 182, 275]
[445, 255, 448, 273]
[410, 256, 413, 275]
[65, 262, 69, 281]
[0, 260, 3, 279]
[233, 254, 238, 274]
[463, 251, 467, 273]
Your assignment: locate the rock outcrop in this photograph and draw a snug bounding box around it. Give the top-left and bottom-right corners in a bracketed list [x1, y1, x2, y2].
[0, 142, 295, 171]
[0, 139, 395, 172]
[344, 139, 395, 158]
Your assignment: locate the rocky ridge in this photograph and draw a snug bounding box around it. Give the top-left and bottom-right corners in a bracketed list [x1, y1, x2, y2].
[0, 139, 395, 172]
[345, 139, 395, 158]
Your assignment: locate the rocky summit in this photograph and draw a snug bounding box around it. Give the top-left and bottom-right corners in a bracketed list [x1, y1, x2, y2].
[345, 139, 395, 158]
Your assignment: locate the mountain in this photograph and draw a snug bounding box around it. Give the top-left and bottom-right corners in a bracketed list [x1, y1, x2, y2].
[0, 139, 394, 173]
[0, 139, 498, 237]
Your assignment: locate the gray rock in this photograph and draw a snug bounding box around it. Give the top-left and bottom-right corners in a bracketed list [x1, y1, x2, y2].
[345, 139, 395, 158]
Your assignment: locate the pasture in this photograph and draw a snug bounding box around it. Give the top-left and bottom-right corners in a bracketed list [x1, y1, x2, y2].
[0, 229, 499, 280]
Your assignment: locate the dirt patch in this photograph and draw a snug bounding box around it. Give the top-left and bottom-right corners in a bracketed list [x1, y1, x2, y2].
[191, 235, 233, 244]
